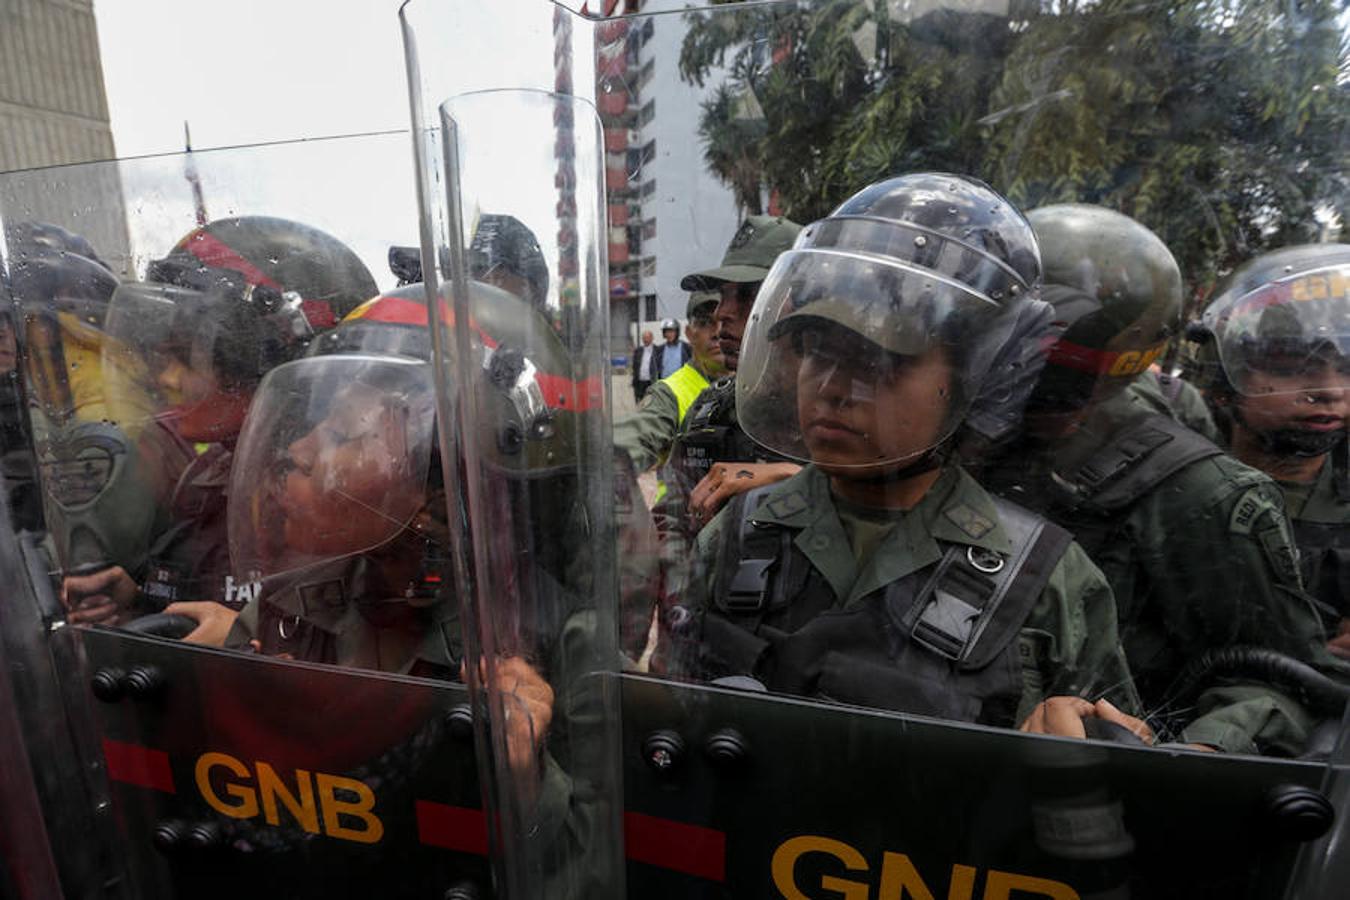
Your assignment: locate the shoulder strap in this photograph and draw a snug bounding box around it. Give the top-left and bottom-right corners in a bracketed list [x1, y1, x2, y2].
[1058, 413, 1223, 512]
[714, 485, 787, 615]
[900, 497, 1073, 670]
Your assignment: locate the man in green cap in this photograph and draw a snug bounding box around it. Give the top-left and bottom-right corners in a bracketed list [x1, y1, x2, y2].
[669, 215, 804, 527]
[613, 291, 727, 474]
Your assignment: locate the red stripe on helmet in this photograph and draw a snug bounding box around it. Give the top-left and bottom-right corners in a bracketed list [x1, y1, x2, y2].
[355, 294, 608, 411]
[182, 230, 337, 329]
[1046, 339, 1165, 377]
[182, 230, 282, 290]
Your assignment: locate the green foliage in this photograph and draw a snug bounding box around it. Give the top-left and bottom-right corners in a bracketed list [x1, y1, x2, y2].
[678, 0, 1350, 294]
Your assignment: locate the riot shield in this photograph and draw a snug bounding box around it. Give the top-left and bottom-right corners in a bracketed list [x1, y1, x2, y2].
[0, 132, 503, 898]
[403, 3, 628, 896]
[407, 0, 1350, 898]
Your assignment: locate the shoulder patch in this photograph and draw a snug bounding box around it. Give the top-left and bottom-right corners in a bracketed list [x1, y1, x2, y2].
[764, 491, 808, 519]
[1230, 486, 1280, 535]
[1257, 524, 1302, 587]
[945, 503, 995, 539]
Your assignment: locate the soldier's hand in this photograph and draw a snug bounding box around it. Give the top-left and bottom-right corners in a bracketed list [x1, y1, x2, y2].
[689, 462, 801, 527]
[463, 656, 555, 777]
[1328, 619, 1350, 660]
[62, 566, 138, 625]
[1018, 696, 1154, 744]
[164, 601, 239, 647]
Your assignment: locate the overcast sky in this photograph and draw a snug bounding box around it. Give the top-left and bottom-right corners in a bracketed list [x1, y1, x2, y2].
[94, 0, 413, 156]
[91, 0, 592, 297]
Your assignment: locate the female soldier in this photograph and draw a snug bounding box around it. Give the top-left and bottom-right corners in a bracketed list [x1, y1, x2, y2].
[678, 173, 1147, 739]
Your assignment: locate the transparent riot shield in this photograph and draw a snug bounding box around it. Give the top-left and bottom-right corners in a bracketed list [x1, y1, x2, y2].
[408, 0, 1350, 898]
[0, 132, 500, 898]
[402, 3, 628, 896]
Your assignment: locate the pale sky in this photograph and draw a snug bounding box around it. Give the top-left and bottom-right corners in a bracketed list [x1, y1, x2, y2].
[92, 0, 594, 297]
[94, 0, 413, 157]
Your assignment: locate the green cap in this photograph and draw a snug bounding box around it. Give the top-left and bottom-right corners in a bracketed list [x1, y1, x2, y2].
[686, 290, 719, 318]
[768, 297, 935, 357]
[680, 215, 802, 291]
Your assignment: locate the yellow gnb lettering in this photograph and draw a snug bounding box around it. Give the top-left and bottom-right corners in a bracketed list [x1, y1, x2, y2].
[983, 870, 1079, 900]
[195, 752, 259, 819]
[770, 835, 1081, 900]
[315, 773, 384, 844]
[256, 762, 319, 833]
[773, 835, 869, 900]
[878, 854, 977, 899]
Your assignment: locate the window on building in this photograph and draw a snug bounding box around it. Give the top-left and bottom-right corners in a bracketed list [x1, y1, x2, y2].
[641, 179, 656, 198]
[644, 293, 657, 321]
[642, 218, 657, 240]
[640, 17, 654, 46]
[639, 100, 656, 127]
[640, 139, 656, 166]
[637, 59, 655, 89]
[641, 257, 657, 278]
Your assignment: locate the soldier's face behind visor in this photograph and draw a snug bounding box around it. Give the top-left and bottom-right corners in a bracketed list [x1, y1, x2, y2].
[793, 325, 953, 474]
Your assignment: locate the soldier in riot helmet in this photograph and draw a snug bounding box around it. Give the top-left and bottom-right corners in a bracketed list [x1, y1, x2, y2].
[62, 216, 376, 639]
[976, 205, 1340, 754]
[676, 174, 1147, 740]
[1188, 244, 1350, 655]
[222, 281, 610, 884]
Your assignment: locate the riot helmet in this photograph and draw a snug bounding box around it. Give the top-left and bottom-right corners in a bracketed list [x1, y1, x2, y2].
[102, 217, 377, 444]
[736, 173, 1042, 472]
[238, 280, 596, 585]
[469, 213, 549, 310]
[1022, 204, 1183, 419]
[1191, 243, 1350, 457]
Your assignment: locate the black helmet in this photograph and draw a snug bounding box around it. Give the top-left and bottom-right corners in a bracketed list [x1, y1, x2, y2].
[1023, 204, 1183, 416]
[469, 213, 549, 309]
[2, 222, 119, 328]
[736, 172, 1043, 469]
[1189, 243, 1350, 456]
[102, 217, 378, 444]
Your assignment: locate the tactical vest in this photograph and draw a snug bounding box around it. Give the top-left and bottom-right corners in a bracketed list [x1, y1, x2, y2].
[698, 486, 1072, 728]
[1291, 440, 1350, 622]
[1045, 413, 1225, 561]
[669, 375, 774, 490]
[140, 448, 239, 608]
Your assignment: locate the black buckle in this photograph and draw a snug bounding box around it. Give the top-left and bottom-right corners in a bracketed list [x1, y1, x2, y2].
[723, 558, 774, 614]
[912, 589, 980, 660]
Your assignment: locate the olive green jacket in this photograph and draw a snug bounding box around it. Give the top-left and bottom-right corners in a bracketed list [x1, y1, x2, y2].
[983, 388, 1345, 753]
[687, 465, 1142, 726]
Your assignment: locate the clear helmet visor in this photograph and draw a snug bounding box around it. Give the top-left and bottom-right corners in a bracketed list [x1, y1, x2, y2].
[1216, 265, 1350, 397]
[228, 355, 436, 581]
[102, 281, 312, 443]
[737, 248, 1023, 469]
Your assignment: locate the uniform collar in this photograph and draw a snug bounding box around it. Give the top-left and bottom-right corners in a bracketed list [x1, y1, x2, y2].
[748, 465, 1012, 606]
[751, 465, 1011, 551]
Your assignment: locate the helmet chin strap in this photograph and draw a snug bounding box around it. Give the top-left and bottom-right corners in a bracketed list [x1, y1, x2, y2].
[850, 440, 951, 485]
